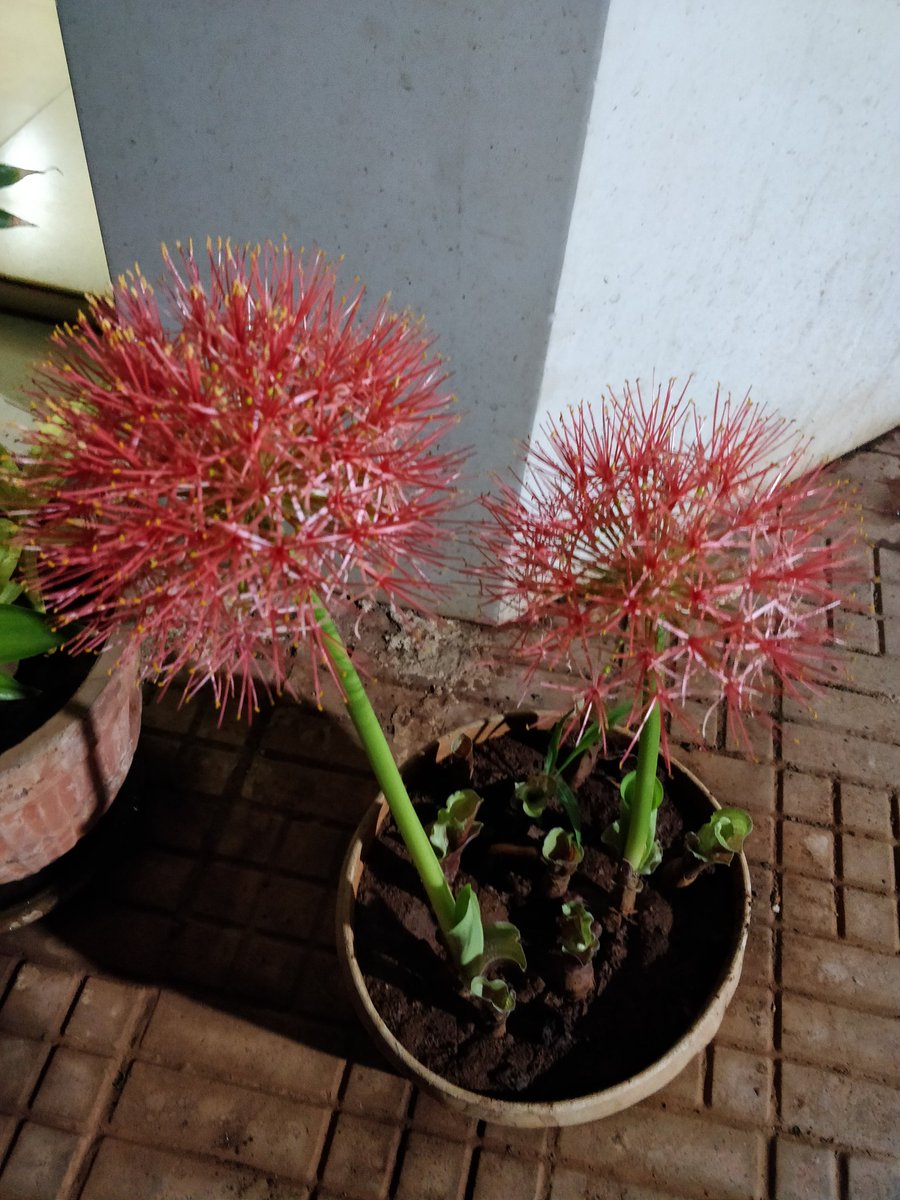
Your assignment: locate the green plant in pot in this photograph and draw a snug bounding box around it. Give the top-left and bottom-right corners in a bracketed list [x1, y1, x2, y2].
[336, 384, 859, 1125]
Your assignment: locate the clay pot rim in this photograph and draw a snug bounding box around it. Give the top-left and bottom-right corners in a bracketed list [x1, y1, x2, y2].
[336, 709, 752, 1128]
[0, 639, 139, 770]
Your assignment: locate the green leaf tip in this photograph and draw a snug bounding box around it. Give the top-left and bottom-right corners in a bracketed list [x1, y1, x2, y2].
[688, 807, 753, 863]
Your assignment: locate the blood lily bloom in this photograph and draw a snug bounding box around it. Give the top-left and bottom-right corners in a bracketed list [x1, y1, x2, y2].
[6, 238, 512, 1004]
[18, 239, 465, 716]
[480, 380, 861, 898]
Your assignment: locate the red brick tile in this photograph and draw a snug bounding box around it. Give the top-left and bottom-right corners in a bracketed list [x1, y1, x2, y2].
[840, 650, 899, 701]
[140, 992, 343, 1104]
[724, 708, 773, 760]
[744, 813, 775, 866]
[0, 1122, 79, 1200]
[843, 887, 900, 951]
[293, 949, 354, 1023]
[0, 1114, 15, 1159]
[276, 820, 349, 881]
[394, 1132, 469, 1200]
[191, 861, 264, 925]
[168, 920, 242, 991]
[227, 932, 305, 1004]
[786, 682, 897, 739]
[63, 978, 140, 1054]
[841, 832, 894, 890]
[114, 850, 193, 911]
[673, 751, 776, 817]
[112, 1061, 330, 1182]
[255, 876, 325, 941]
[193, 705, 256, 746]
[840, 784, 894, 839]
[749, 861, 777, 921]
[0, 963, 79, 1039]
[263, 705, 369, 771]
[646, 1051, 704, 1109]
[782, 1061, 899, 1155]
[741, 921, 775, 989]
[782, 872, 837, 936]
[481, 1122, 552, 1157]
[215, 803, 285, 864]
[846, 1154, 900, 1200]
[242, 758, 372, 827]
[140, 788, 219, 852]
[0, 1033, 47, 1108]
[775, 1139, 838, 1200]
[140, 689, 197, 732]
[781, 993, 900, 1082]
[710, 1046, 773, 1124]
[782, 820, 835, 879]
[472, 1150, 545, 1200]
[31, 1046, 110, 1125]
[341, 1063, 411, 1121]
[179, 743, 240, 796]
[782, 771, 833, 825]
[80, 1138, 310, 1200]
[782, 930, 900, 1013]
[783, 722, 900, 786]
[321, 1113, 402, 1200]
[832, 608, 881, 654]
[549, 1166, 680, 1200]
[716, 985, 774, 1053]
[409, 1092, 476, 1141]
[559, 1108, 765, 1200]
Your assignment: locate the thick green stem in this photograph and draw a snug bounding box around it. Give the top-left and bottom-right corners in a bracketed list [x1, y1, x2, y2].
[623, 698, 661, 870]
[311, 594, 457, 939]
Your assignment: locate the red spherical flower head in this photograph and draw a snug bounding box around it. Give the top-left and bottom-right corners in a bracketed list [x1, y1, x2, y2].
[20, 239, 466, 717]
[480, 379, 862, 759]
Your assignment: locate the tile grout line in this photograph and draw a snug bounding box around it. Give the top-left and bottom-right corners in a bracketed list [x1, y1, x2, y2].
[833, 781, 847, 940]
[61, 985, 160, 1199]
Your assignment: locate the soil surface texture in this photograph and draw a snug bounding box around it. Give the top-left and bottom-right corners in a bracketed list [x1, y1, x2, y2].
[355, 716, 742, 1102]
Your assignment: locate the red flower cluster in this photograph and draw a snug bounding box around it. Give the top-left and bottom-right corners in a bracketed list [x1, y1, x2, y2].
[20, 240, 465, 716]
[480, 380, 860, 754]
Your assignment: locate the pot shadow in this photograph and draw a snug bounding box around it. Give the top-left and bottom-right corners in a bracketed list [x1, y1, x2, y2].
[0, 691, 413, 1071]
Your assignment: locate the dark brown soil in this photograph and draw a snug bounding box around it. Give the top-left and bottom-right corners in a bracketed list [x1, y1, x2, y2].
[355, 715, 743, 1102]
[0, 650, 94, 755]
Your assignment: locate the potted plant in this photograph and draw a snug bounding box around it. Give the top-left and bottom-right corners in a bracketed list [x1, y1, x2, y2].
[11, 241, 858, 1123]
[0, 451, 141, 907]
[335, 382, 860, 1125]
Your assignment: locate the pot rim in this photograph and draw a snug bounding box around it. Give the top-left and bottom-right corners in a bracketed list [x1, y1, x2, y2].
[0, 639, 139, 770]
[336, 709, 752, 1127]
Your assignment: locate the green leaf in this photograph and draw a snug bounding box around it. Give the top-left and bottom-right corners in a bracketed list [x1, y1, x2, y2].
[0, 164, 44, 188]
[601, 771, 664, 875]
[689, 808, 753, 863]
[541, 826, 584, 868]
[0, 210, 36, 229]
[543, 714, 566, 773]
[446, 884, 484, 970]
[515, 772, 555, 819]
[470, 974, 516, 1014]
[481, 920, 527, 973]
[427, 789, 483, 859]
[557, 720, 601, 772]
[0, 604, 65, 663]
[554, 776, 582, 847]
[559, 899, 599, 964]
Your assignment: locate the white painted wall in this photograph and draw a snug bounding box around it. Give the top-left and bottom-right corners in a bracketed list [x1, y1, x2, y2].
[535, 0, 900, 466]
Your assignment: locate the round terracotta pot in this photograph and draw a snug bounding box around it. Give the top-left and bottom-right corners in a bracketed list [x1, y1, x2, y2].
[0, 643, 142, 885]
[336, 712, 752, 1128]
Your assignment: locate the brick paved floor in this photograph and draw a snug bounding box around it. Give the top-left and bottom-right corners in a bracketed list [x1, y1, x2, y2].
[0, 430, 897, 1200]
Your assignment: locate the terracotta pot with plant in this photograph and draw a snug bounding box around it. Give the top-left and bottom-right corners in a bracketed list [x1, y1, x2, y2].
[0, 451, 141, 907]
[337, 382, 860, 1124]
